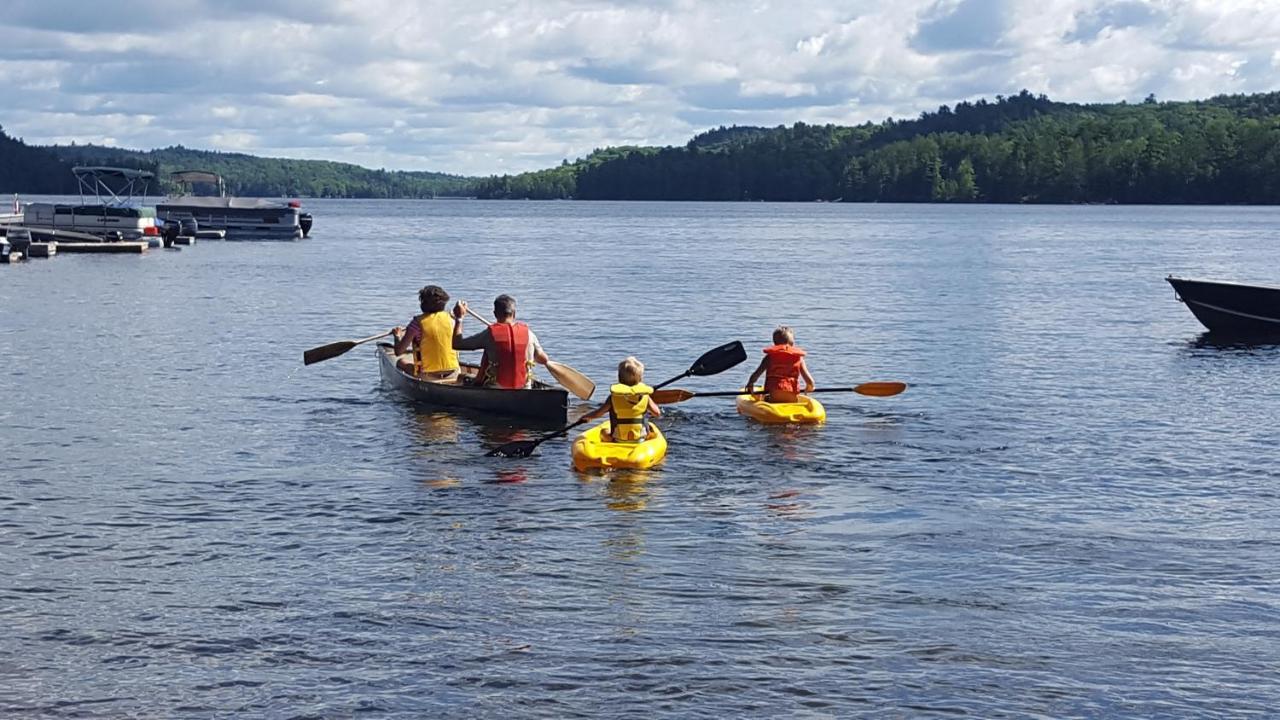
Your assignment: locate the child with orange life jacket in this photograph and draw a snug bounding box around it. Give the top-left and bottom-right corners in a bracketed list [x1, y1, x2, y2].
[582, 357, 662, 442]
[745, 326, 816, 402]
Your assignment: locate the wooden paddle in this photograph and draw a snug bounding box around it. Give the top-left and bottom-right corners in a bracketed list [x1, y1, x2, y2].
[461, 305, 596, 400]
[487, 340, 748, 458]
[303, 330, 394, 366]
[652, 382, 908, 404]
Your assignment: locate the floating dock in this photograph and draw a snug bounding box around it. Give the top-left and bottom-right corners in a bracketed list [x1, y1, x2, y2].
[55, 242, 148, 254]
[28, 242, 56, 258]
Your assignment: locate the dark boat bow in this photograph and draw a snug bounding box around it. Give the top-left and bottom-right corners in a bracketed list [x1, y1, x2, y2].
[1167, 276, 1280, 335]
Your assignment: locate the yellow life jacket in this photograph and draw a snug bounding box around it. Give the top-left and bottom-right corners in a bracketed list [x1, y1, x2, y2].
[608, 382, 653, 442]
[415, 311, 459, 374]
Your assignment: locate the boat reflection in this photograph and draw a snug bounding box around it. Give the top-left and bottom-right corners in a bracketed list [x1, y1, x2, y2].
[411, 411, 462, 444]
[756, 423, 821, 462]
[486, 467, 529, 484]
[1187, 331, 1280, 353]
[578, 469, 655, 512]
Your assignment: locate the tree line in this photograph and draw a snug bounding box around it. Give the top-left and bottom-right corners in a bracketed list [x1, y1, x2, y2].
[7, 88, 1280, 203]
[0, 138, 472, 198]
[474, 90, 1280, 204]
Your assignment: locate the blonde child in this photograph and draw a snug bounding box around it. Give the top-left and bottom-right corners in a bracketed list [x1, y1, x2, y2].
[744, 326, 815, 402]
[582, 357, 662, 441]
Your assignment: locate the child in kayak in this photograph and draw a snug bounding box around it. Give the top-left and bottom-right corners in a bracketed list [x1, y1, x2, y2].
[581, 357, 662, 442]
[744, 326, 815, 402]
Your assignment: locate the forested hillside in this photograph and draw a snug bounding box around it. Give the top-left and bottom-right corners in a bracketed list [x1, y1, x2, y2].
[0, 127, 76, 193]
[475, 90, 1280, 204]
[44, 144, 472, 198]
[7, 88, 1280, 203]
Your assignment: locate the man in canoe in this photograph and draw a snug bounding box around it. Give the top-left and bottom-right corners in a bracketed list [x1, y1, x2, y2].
[392, 285, 461, 380]
[451, 294, 551, 389]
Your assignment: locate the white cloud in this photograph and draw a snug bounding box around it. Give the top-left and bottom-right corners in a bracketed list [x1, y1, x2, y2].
[1, 0, 1279, 174]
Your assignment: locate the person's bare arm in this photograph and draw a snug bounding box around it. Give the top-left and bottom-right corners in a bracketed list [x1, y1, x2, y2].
[745, 358, 767, 394]
[645, 396, 662, 417]
[582, 401, 610, 421]
[799, 358, 815, 393]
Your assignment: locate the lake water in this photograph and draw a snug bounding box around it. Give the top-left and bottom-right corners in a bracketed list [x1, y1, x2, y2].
[2, 200, 1279, 717]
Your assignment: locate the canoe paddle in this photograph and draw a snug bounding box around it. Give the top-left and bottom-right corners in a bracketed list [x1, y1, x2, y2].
[461, 305, 596, 400]
[303, 330, 394, 366]
[486, 340, 748, 458]
[651, 382, 908, 404]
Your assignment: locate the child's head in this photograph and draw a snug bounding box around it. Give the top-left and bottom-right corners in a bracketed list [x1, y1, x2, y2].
[419, 285, 450, 313]
[618, 356, 645, 385]
[772, 325, 795, 345]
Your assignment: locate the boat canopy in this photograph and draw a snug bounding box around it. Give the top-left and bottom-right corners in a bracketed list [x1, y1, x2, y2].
[71, 166, 153, 206]
[72, 166, 156, 180]
[170, 170, 225, 197]
[170, 170, 223, 185]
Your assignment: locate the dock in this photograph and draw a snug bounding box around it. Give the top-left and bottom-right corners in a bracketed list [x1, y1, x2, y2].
[55, 242, 148, 254]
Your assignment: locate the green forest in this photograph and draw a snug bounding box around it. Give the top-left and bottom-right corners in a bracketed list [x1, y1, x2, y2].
[6, 89, 1280, 202]
[0, 138, 471, 197]
[475, 90, 1280, 203]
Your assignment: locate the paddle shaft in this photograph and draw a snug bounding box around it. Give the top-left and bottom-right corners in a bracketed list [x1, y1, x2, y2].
[653, 382, 907, 403]
[302, 330, 394, 365]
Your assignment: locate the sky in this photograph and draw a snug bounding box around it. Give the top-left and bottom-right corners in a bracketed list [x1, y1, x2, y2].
[2, 0, 1279, 176]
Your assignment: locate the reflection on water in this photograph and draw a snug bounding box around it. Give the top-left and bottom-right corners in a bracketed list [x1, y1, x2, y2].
[754, 422, 823, 462]
[487, 467, 529, 484]
[579, 469, 655, 512]
[412, 411, 462, 444]
[1185, 331, 1280, 353]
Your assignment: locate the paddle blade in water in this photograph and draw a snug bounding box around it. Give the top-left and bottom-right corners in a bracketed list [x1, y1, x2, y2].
[690, 341, 747, 377]
[486, 440, 538, 458]
[303, 340, 356, 366]
[652, 389, 696, 404]
[545, 361, 595, 400]
[852, 381, 907, 397]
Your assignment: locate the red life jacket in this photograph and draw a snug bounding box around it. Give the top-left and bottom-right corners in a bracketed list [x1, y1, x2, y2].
[763, 344, 805, 394]
[479, 322, 530, 388]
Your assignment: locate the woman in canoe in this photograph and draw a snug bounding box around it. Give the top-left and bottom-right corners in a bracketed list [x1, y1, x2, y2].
[451, 294, 552, 389]
[392, 285, 461, 380]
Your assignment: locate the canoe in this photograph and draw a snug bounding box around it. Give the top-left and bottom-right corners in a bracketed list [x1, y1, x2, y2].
[1167, 276, 1280, 335]
[377, 344, 568, 423]
[571, 421, 667, 471]
[736, 394, 827, 424]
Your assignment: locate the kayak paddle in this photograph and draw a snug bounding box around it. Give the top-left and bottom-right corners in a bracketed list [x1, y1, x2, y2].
[487, 340, 748, 458]
[462, 305, 596, 400]
[303, 330, 394, 365]
[652, 381, 907, 404]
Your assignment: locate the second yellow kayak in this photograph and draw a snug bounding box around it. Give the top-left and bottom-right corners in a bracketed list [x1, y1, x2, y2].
[571, 421, 668, 471]
[735, 394, 827, 424]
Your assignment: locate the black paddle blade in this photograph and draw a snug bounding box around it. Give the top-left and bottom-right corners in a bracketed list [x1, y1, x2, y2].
[689, 340, 747, 376]
[303, 340, 356, 366]
[486, 440, 538, 458]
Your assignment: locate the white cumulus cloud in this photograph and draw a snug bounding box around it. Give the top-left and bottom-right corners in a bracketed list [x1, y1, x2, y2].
[0, 0, 1276, 174]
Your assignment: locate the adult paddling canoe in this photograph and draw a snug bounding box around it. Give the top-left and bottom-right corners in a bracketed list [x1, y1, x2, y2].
[377, 344, 568, 423]
[1167, 276, 1280, 335]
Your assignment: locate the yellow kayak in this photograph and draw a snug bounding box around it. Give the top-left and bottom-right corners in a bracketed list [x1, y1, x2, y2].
[571, 421, 668, 471]
[736, 394, 827, 424]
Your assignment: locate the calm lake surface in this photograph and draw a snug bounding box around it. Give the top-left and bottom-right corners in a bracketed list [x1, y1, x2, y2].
[3, 201, 1279, 717]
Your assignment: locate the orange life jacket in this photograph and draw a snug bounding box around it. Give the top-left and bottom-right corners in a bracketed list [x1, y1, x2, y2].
[763, 344, 805, 394]
[479, 322, 530, 389]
